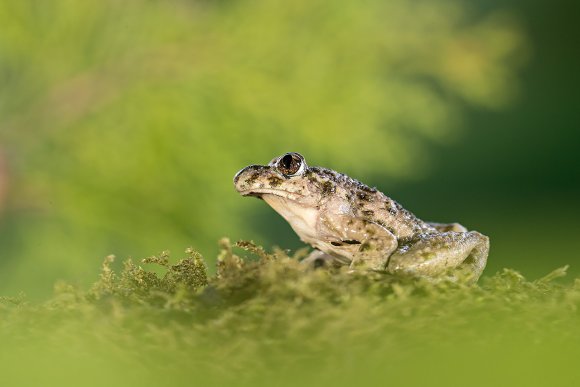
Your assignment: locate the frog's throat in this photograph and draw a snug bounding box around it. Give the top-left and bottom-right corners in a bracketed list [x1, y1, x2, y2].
[238, 188, 303, 201]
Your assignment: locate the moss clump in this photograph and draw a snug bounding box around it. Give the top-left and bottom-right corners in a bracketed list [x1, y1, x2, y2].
[0, 240, 579, 387]
[89, 248, 208, 309]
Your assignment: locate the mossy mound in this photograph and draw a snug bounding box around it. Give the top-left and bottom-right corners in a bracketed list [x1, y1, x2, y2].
[1, 240, 579, 387]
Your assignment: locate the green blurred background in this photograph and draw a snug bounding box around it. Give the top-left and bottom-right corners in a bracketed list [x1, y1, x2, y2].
[0, 0, 578, 299]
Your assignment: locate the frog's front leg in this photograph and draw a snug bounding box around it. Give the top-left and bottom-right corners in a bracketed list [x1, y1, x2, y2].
[319, 214, 398, 271]
[387, 231, 489, 282]
[300, 250, 341, 269]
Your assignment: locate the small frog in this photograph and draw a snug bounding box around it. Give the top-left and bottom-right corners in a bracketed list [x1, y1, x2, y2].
[234, 152, 489, 282]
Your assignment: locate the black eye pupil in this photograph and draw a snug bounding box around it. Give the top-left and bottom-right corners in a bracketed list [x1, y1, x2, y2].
[282, 154, 293, 169]
[278, 153, 303, 176]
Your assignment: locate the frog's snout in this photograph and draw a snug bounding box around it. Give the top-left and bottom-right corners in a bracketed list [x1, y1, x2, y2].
[233, 164, 268, 191]
[233, 167, 246, 185]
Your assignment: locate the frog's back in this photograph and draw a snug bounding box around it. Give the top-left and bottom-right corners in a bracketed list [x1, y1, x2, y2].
[349, 187, 433, 239]
[309, 166, 433, 239]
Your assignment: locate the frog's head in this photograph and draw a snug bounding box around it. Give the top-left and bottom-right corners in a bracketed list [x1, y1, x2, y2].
[234, 152, 323, 207]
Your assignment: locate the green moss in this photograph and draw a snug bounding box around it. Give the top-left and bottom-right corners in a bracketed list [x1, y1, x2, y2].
[0, 240, 579, 387]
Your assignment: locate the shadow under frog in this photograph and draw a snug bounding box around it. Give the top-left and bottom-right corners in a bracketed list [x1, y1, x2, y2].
[234, 152, 489, 282]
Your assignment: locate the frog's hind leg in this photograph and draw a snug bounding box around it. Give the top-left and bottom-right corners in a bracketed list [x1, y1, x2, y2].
[427, 222, 468, 232]
[387, 231, 489, 282]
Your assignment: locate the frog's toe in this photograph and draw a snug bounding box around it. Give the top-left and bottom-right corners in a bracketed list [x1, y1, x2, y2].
[300, 250, 338, 269]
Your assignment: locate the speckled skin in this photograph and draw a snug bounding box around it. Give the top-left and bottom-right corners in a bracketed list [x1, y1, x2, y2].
[234, 152, 489, 281]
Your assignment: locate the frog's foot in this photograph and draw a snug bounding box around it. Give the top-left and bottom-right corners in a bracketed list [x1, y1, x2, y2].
[300, 250, 341, 269]
[387, 231, 489, 283]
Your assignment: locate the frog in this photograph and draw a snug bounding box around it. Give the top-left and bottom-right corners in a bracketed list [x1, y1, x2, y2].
[233, 152, 489, 282]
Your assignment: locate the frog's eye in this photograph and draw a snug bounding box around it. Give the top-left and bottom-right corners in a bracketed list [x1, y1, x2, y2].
[277, 153, 305, 177]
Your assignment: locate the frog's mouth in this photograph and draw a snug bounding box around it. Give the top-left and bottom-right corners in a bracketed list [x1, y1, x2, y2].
[238, 188, 303, 201]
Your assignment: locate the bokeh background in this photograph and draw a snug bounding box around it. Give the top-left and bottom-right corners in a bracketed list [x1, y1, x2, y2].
[0, 0, 578, 299]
